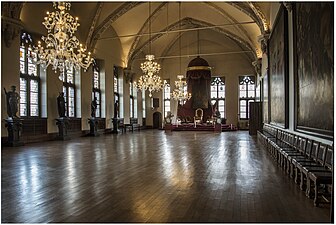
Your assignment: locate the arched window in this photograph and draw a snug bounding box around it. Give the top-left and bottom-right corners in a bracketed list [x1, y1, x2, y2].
[239, 76, 255, 119]
[92, 61, 101, 118]
[210, 77, 225, 118]
[19, 32, 40, 117]
[60, 67, 76, 117]
[163, 80, 171, 117]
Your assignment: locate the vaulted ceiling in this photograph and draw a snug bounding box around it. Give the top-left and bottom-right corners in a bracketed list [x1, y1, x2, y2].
[18, 2, 272, 69]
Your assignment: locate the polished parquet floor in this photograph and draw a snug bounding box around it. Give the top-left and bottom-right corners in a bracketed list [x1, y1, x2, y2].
[1, 130, 331, 223]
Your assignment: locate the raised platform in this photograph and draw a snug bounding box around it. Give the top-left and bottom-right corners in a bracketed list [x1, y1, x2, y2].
[166, 123, 237, 132]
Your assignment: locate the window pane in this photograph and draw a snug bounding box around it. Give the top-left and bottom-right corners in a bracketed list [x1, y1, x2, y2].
[20, 47, 26, 74]
[69, 106, 75, 117]
[114, 76, 118, 93]
[30, 80, 38, 92]
[67, 68, 74, 84]
[96, 105, 100, 117]
[248, 90, 255, 98]
[218, 85, 225, 98]
[240, 112, 246, 119]
[211, 100, 216, 105]
[239, 89, 246, 98]
[30, 92, 38, 104]
[164, 84, 170, 99]
[20, 78, 27, 92]
[20, 104, 27, 117]
[27, 50, 37, 76]
[30, 104, 38, 116]
[93, 71, 99, 89]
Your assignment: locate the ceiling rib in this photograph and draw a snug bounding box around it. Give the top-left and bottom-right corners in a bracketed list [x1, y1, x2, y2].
[98, 21, 255, 41]
[134, 50, 254, 61]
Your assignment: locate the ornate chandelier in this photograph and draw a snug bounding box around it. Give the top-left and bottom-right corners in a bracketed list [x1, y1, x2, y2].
[33, 2, 93, 74]
[137, 3, 163, 98]
[171, 75, 191, 104]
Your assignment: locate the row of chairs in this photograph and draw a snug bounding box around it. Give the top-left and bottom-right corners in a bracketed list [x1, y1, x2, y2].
[257, 124, 333, 207]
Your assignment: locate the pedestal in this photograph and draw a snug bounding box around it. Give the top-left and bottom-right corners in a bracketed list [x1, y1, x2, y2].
[4, 118, 24, 147]
[165, 123, 172, 132]
[214, 123, 222, 132]
[55, 117, 70, 140]
[88, 118, 99, 136]
[112, 118, 119, 134]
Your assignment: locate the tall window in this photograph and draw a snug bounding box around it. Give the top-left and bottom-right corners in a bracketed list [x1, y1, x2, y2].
[19, 32, 40, 117]
[113, 66, 119, 104]
[210, 77, 225, 118]
[239, 76, 255, 119]
[60, 67, 76, 117]
[163, 80, 171, 117]
[130, 81, 134, 118]
[92, 62, 101, 117]
[142, 89, 146, 118]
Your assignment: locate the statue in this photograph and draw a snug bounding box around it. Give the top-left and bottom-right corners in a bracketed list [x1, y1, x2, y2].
[4, 85, 19, 118]
[164, 111, 174, 124]
[114, 100, 119, 118]
[91, 97, 98, 118]
[57, 92, 66, 117]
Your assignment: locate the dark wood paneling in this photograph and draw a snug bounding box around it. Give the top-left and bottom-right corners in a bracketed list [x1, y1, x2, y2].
[249, 102, 263, 135]
[294, 2, 334, 137]
[21, 118, 47, 136]
[268, 5, 288, 128]
[96, 118, 106, 130]
[68, 118, 82, 132]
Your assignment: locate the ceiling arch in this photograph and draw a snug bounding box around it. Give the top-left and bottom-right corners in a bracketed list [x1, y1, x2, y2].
[127, 17, 256, 68]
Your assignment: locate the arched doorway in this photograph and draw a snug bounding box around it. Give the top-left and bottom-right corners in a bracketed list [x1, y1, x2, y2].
[153, 112, 162, 129]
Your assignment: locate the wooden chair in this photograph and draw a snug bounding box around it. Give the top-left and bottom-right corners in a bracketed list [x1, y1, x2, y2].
[306, 144, 333, 206]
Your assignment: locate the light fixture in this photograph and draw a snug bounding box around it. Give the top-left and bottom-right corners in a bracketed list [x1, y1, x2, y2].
[171, 75, 191, 104]
[171, 2, 191, 105]
[33, 2, 93, 75]
[137, 2, 163, 98]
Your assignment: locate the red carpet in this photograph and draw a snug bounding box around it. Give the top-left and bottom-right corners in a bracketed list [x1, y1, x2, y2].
[168, 123, 237, 132]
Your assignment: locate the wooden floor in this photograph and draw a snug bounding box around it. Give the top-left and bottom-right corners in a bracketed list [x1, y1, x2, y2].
[1, 130, 331, 223]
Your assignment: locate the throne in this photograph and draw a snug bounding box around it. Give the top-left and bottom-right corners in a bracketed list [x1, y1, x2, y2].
[194, 108, 203, 127]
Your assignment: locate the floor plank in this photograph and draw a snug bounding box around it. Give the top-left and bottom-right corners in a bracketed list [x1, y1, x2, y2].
[1, 130, 331, 222]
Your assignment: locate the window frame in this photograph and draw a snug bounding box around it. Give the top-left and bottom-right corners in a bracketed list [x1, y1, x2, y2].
[92, 62, 101, 118]
[19, 32, 41, 118]
[163, 80, 171, 118]
[61, 67, 76, 117]
[239, 75, 256, 120]
[210, 77, 225, 118]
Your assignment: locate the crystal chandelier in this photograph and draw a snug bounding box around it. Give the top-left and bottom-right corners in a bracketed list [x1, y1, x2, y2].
[171, 75, 191, 104]
[137, 69, 163, 98]
[137, 3, 163, 98]
[33, 2, 93, 74]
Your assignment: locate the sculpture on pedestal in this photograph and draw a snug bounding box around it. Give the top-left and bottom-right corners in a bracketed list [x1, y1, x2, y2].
[4, 85, 19, 118]
[57, 92, 66, 118]
[91, 97, 98, 118]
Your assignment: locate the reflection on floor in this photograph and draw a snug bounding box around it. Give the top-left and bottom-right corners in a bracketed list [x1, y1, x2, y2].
[1, 130, 331, 222]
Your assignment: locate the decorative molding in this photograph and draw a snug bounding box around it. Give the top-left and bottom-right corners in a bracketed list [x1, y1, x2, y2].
[1, 3, 24, 48]
[257, 32, 270, 54]
[252, 58, 262, 76]
[85, 3, 104, 49]
[248, 2, 269, 32]
[283, 2, 293, 12]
